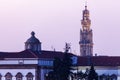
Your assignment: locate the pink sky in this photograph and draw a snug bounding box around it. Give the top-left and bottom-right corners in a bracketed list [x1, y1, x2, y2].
[0, 0, 120, 56]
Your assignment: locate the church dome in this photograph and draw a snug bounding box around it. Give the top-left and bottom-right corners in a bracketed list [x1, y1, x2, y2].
[25, 31, 41, 53]
[26, 31, 40, 43]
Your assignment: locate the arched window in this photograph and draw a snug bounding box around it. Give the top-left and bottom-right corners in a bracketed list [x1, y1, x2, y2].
[5, 72, 12, 80]
[111, 74, 117, 80]
[15, 72, 23, 80]
[26, 72, 34, 80]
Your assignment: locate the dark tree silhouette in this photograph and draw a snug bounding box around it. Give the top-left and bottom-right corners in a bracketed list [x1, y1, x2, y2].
[53, 57, 62, 80]
[48, 43, 73, 80]
[88, 65, 98, 80]
[47, 57, 62, 80]
[61, 52, 72, 80]
[47, 71, 55, 80]
[77, 71, 84, 79]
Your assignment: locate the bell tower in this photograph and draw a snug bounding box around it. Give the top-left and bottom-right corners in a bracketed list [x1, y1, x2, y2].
[79, 5, 93, 56]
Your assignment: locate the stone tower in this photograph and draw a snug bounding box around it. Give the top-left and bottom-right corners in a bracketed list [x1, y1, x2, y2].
[79, 5, 93, 56]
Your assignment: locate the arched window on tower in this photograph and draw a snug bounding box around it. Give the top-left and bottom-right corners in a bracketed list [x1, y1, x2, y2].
[26, 72, 34, 80]
[15, 72, 23, 80]
[5, 72, 12, 80]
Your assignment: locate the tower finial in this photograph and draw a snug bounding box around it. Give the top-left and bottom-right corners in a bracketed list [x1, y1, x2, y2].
[31, 31, 35, 36]
[85, 0, 87, 9]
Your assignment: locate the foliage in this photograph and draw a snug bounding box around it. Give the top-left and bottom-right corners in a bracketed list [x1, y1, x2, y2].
[48, 43, 72, 80]
[88, 65, 98, 80]
[61, 53, 73, 80]
[77, 71, 84, 79]
[99, 74, 117, 80]
[53, 57, 62, 80]
[48, 53, 72, 80]
[47, 57, 62, 80]
[47, 71, 55, 80]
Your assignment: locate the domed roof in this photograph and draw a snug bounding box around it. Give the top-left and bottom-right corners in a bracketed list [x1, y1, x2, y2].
[26, 31, 40, 43]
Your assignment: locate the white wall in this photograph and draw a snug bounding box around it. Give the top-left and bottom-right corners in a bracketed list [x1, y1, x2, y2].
[95, 66, 118, 75]
[0, 59, 38, 65]
[96, 70, 118, 75]
[117, 67, 120, 79]
[0, 69, 35, 80]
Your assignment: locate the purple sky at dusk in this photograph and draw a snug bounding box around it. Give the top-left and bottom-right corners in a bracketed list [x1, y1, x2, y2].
[0, 0, 120, 56]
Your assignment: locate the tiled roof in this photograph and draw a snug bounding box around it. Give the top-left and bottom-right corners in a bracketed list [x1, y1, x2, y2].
[0, 50, 38, 58]
[34, 50, 76, 59]
[1, 50, 120, 66]
[0, 50, 75, 59]
[40, 50, 71, 59]
[77, 56, 120, 66]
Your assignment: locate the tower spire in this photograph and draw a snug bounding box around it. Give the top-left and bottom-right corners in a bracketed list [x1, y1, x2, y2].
[85, 0, 87, 9]
[81, 3, 91, 30]
[79, 4, 93, 56]
[85, 5, 87, 10]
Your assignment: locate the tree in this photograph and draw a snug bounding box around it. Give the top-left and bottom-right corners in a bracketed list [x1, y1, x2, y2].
[47, 71, 55, 80]
[59, 43, 73, 80]
[47, 57, 62, 80]
[48, 43, 73, 80]
[88, 65, 98, 80]
[77, 71, 84, 79]
[61, 52, 73, 80]
[53, 57, 62, 80]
